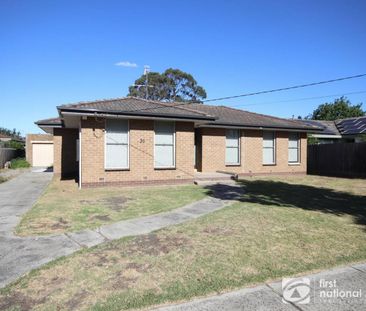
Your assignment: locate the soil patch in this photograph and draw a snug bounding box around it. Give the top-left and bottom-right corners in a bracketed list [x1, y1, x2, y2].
[80, 196, 130, 211]
[65, 290, 89, 310]
[125, 233, 190, 256]
[202, 225, 234, 235]
[0, 292, 46, 311]
[51, 218, 70, 230]
[91, 215, 111, 221]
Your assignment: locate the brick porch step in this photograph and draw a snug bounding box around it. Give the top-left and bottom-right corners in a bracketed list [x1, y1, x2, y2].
[194, 172, 237, 185]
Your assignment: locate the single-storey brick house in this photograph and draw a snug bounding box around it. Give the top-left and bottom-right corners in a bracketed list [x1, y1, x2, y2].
[36, 97, 322, 187]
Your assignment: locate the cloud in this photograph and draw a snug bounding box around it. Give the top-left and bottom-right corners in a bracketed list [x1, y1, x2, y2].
[115, 61, 138, 68]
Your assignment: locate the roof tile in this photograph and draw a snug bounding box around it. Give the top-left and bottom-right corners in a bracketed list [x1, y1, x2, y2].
[38, 97, 323, 131]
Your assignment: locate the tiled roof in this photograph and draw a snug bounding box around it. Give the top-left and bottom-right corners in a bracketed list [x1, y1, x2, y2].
[0, 133, 12, 139]
[58, 97, 214, 121]
[336, 116, 366, 135]
[185, 103, 322, 131]
[38, 97, 323, 131]
[35, 117, 62, 125]
[296, 116, 366, 136]
[0, 133, 24, 142]
[297, 120, 341, 135]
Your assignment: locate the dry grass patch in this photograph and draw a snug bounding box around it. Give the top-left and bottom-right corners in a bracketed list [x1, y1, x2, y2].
[2, 175, 366, 311]
[16, 179, 209, 236]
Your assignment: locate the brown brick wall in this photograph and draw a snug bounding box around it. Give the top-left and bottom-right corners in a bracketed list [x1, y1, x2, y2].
[26, 134, 53, 165]
[200, 128, 307, 175]
[53, 128, 78, 178]
[80, 118, 195, 187]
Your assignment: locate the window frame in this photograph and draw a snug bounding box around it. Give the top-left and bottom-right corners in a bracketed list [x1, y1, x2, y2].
[154, 121, 176, 169]
[262, 131, 276, 165]
[225, 129, 241, 166]
[288, 132, 301, 164]
[104, 119, 130, 170]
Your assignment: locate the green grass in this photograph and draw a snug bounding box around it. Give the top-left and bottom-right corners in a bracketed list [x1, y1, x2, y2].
[2, 175, 366, 311]
[10, 158, 30, 169]
[16, 179, 209, 236]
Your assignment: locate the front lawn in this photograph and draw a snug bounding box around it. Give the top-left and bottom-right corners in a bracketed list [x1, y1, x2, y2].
[2, 175, 366, 311]
[16, 179, 209, 236]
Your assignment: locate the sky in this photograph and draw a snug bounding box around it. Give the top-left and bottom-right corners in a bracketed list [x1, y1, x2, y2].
[1, 0, 366, 135]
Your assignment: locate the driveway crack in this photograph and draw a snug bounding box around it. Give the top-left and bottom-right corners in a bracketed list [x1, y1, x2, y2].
[351, 266, 366, 274]
[64, 233, 84, 249]
[95, 228, 110, 241]
[265, 283, 304, 311]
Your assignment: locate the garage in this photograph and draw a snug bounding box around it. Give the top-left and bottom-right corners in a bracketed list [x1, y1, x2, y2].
[32, 141, 53, 167]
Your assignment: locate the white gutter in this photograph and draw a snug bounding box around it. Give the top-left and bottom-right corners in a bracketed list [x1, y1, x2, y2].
[195, 124, 322, 133]
[37, 124, 62, 128]
[309, 134, 342, 138]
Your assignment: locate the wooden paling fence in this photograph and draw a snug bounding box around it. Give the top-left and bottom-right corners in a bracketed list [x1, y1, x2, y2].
[0, 148, 17, 168]
[307, 142, 366, 178]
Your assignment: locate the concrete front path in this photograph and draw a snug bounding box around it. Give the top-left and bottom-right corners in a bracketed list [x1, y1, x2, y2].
[0, 172, 242, 288]
[155, 263, 366, 311]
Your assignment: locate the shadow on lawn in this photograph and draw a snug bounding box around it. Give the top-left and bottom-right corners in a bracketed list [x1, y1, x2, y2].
[204, 180, 366, 229]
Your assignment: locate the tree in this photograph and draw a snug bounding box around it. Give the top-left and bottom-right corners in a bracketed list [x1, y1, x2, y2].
[309, 96, 365, 120]
[0, 127, 21, 138]
[127, 68, 207, 102]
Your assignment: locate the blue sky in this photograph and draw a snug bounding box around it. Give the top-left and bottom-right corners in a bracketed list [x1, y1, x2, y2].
[1, 0, 366, 135]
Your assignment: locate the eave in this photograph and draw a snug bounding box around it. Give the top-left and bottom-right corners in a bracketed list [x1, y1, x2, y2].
[195, 122, 324, 133]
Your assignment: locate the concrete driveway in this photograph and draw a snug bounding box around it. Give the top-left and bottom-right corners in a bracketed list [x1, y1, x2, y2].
[0, 170, 81, 288]
[0, 169, 53, 237]
[0, 171, 242, 288]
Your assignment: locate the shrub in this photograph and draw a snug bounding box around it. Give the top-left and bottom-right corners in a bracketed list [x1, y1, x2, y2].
[10, 158, 30, 169]
[4, 140, 25, 150]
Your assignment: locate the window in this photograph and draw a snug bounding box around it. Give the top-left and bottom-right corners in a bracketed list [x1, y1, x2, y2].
[226, 129, 240, 165]
[263, 131, 275, 165]
[105, 119, 129, 169]
[288, 133, 300, 163]
[154, 121, 175, 168]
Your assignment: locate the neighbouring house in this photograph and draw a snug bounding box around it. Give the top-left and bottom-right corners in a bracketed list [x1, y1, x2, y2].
[300, 116, 366, 144]
[0, 133, 13, 142]
[0, 133, 25, 143]
[35, 97, 323, 188]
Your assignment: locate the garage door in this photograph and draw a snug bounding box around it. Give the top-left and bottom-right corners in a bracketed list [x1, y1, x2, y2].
[32, 142, 53, 167]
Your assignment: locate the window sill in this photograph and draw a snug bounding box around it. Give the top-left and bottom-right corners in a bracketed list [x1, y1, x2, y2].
[288, 163, 301, 166]
[262, 163, 276, 166]
[226, 163, 241, 167]
[105, 168, 130, 171]
[154, 167, 176, 170]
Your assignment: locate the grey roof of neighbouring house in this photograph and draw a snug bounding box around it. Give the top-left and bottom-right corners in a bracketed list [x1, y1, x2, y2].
[297, 120, 341, 135]
[298, 116, 366, 136]
[0, 133, 13, 139]
[336, 116, 366, 135]
[37, 97, 323, 131]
